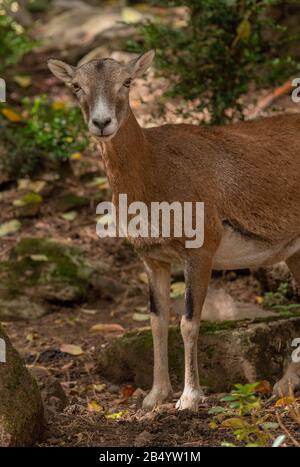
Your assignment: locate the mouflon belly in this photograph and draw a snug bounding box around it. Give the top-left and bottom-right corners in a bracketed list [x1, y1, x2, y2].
[213, 225, 300, 270]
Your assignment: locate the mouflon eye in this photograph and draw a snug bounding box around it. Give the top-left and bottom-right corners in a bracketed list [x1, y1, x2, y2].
[123, 78, 132, 88]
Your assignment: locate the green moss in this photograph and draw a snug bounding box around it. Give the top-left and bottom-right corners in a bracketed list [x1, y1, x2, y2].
[0, 237, 94, 302]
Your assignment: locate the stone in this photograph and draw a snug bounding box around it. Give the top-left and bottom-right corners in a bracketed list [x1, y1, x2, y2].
[0, 325, 44, 446]
[172, 286, 277, 321]
[0, 237, 114, 320]
[29, 366, 68, 420]
[98, 315, 300, 392]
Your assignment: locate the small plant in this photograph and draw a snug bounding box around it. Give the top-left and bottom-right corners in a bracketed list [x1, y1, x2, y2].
[209, 383, 279, 447]
[263, 282, 290, 308]
[0, 9, 35, 75]
[0, 96, 88, 178]
[127, 0, 300, 124]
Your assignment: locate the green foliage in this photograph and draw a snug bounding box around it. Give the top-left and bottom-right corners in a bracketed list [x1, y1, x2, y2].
[0, 96, 88, 178]
[127, 0, 300, 124]
[0, 9, 35, 75]
[263, 282, 289, 308]
[209, 383, 279, 447]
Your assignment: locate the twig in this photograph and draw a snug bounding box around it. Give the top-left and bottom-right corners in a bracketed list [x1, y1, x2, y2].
[275, 410, 300, 447]
[249, 79, 293, 119]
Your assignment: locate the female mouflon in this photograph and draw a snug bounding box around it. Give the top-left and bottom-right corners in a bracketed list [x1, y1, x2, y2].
[48, 51, 300, 410]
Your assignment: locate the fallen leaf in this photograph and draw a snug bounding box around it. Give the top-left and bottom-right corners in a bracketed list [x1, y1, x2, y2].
[272, 434, 286, 447]
[255, 380, 272, 395]
[52, 101, 66, 110]
[132, 312, 150, 322]
[13, 192, 43, 207]
[70, 152, 82, 160]
[105, 411, 127, 420]
[121, 385, 135, 398]
[275, 396, 295, 407]
[0, 219, 21, 237]
[80, 308, 97, 315]
[61, 211, 77, 221]
[255, 295, 264, 305]
[94, 383, 106, 393]
[121, 7, 143, 23]
[90, 323, 125, 333]
[13, 75, 32, 88]
[29, 254, 48, 262]
[1, 107, 23, 122]
[85, 176, 108, 188]
[138, 272, 148, 284]
[87, 400, 103, 413]
[17, 179, 46, 193]
[222, 417, 248, 428]
[60, 344, 83, 356]
[170, 281, 185, 298]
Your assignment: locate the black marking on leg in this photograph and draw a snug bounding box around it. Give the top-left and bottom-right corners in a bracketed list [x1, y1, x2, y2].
[185, 285, 193, 320]
[149, 283, 159, 315]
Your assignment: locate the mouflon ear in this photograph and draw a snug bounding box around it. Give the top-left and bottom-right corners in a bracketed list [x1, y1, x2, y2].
[128, 50, 155, 79]
[47, 59, 76, 85]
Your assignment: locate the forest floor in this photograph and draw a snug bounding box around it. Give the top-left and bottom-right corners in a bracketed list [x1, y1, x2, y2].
[1, 3, 300, 447]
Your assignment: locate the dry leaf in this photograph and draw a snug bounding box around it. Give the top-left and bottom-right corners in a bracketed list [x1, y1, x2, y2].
[87, 400, 103, 413]
[1, 107, 23, 122]
[0, 219, 21, 237]
[60, 344, 83, 356]
[121, 385, 135, 399]
[255, 380, 272, 395]
[132, 312, 150, 322]
[90, 323, 125, 333]
[170, 282, 185, 298]
[138, 272, 148, 284]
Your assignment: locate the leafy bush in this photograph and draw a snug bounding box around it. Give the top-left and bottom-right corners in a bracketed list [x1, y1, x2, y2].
[0, 96, 88, 178]
[0, 9, 35, 75]
[127, 0, 300, 124]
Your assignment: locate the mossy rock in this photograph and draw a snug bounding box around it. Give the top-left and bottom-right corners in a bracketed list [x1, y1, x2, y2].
[0, 237, 114, 319]
[98, 316, 300, 392]
[55, 192, 89, 212]
[0, 324, 44, 446]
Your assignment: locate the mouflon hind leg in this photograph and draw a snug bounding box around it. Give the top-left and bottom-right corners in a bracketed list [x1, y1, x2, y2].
[273, 251, 300, 396]
[142, 257, 173, 410]
[176, 252, 212, 411]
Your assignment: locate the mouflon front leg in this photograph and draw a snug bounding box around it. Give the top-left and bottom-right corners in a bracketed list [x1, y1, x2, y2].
[176, 253, 212, 411]
[142, 257, 173, 409]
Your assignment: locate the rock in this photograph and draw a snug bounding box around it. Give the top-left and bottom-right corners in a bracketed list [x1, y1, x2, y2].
[0, 298, 47, 321]
[29, 366, 68, 420]
[0, 325, 44, 446]
[0, 237, 114, 319]
[55, 192, 89, 212]
[98, 315, 300, 392]
[37, 6, 122, 49]
[172, 286, 277, 321]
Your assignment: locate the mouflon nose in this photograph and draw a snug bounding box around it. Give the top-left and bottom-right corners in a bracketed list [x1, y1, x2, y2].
[92, 117, 112, 130]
